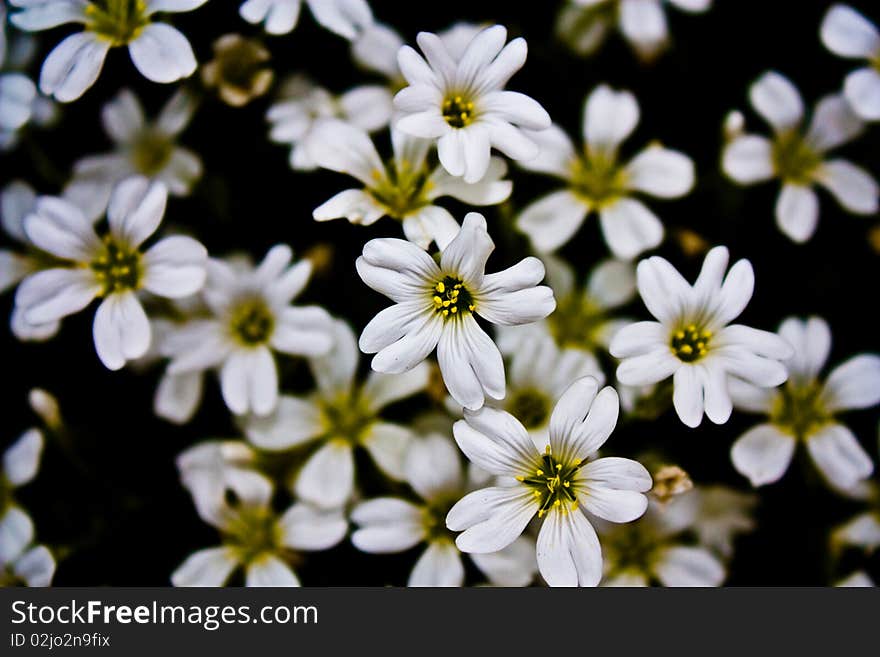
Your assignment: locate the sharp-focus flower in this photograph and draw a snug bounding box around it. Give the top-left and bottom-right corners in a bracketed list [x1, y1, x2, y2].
[393, 24, 551, 183]
[486, 332, 605, 449]
[722, 71, 877, 243]
[821, 4, 880, 121]
[0, 429, 54, 587]
[357, 212, 556, 411]
[201, 34, 273, 107]
[64, 88, 202, 221]
[10, 0, 209, 102]
[243, 320, 429, 509]
[14, 177, 208, 370]
[518, 85, 695, 258]
[497, 256, 637, 357]
[611, 246, 792, 428]
[556, 0, 712, 61]
[309, 119, 511, 249]
[599, 494, 726, 587]
[447, 376, 652, 587]
[164, 245, 335, 416]
[172, 467, 346, 587]
[240, 0, 372, 38]
[351, 433, 537, 587]
[267, 74, 392, 170]
[730, 316, 878, 490]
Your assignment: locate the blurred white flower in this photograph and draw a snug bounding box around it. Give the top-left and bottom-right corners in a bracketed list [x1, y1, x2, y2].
[611, 246, 792, 428]
[393, 24, 551, 183]
[9, 0, 209, 102]
[730, 316, 878, 491]
[835, 571, 875, 587]
[308, 119, 511, 249]
[557, 0, 712, 61]
[663, 484, 756, 558]
[599, 494, 726, 587]
[65, 88, 202, 221]
[172, 469, 347, 587]
[243, 320, 429, 509]
[722, 71, 877, 243]
[14, 177, 208, 370]
[164, 244, 335, 416]
[267, 74, 392, 170]
[447, 376, 652, 587]
[518, 85, 695, 258]
[0, 429, 54, 587]
[821, 4, 880, 121]
[357, 212, 556, 411]
[351, 433, 538, 587]
[240, 0, 372, 38]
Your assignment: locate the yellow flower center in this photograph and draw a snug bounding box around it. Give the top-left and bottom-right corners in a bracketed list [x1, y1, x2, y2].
[431, 276, 475, 320]
[131, 130, 174, 176]
[368, 159, 433, 220]
[548, 293, 606, 350]
[570, 149, 628, 207]
[507, 387, 552, 430]
[85, 0, 150, 46]
[91, 235, 142, 295]
[228, 297, 275, 347]
[442, 95, 476, 128]
[221, 503, 281, 566]
[318, 391, 374, 445]
[518, 445, 583, 517]
[670, 323, 712, 363]
[770, 381, 831, 440]
[772, 129, 821, 185]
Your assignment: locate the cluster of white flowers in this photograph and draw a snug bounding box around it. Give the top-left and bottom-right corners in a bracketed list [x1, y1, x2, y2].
[1, 1, 879, 588]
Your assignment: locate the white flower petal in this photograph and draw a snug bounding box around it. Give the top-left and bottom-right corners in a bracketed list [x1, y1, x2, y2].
[129, 23, 197, 83]
[3, 428, 43, 487]
[154, 370, 203, 425]
[820, 4, 880, 59]
[749, 71, 804, 131]
[815, 160, 879, 215]
[470, 535, 537, 586]
[350, 497, 424, 553]
[844, 67, 880, 121]
[243, 395, 323, 451]
[449, 486, 536, 554]
[805, 94, 865, 152]
[516, 190, 588, 254]
[583, 84, 639, 151]
[278, 502, 347, 551]
[731, 423, 796, 486]
[654, 545, 725, 587]
[14, 545, 56, 587]
[536, 508, 602, 587]
[16, 267, 100, 325]
[775, 183, 819, 243]
[619, 0, 667, 57]
[624, 145, 695, 198]
[92, 291, 151, 370]
[454, 407, 536, 478]
[101, 88, 145, 144]
[598, 198, 664, 260]
[107, 176, 167, 247]
[404, 433, 462, 502]
[822, 354, 880, 412]
[245, 555, 299, 587]
[24, 196, 99, 260]
[39, 32, 110, 102]
[0, 507, 33, 564]
[408, 540, 464, 587]
[778, 316, 831, 381]
[580, 458, 651, 522]
[673, 365, 704, 428]
[143, 236, 207, 298]
[807, 424, 874, 491]
[271, 306, 335, 357]
[295, 440, 355, 509]
[171, 547, 238, 587]
[220, 347, 278, 416]
[516, 124, 576, 178]
[722, 135, 775, 184]
[361, 422, 412, 480]
[437, 316, 505, 410]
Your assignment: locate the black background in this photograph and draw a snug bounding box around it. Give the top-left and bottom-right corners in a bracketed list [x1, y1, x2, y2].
[2, 0, 879, 585]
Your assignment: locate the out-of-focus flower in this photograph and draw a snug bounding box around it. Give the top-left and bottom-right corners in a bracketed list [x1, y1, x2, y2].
[448, 377, 652, 587]
[556, 0, 712, 61]
[611, 246, 792, 428]
[650, 464, 693, 504]
[663, 484, 756, 558]
[393, 24, 551, 183]
[14, 178, 208, 370]
[821, 4, 880, 121]
[357, 212, 556, 411]
[731, 317, 878, 491]
[28, 388, 63, 432]
[240, 0, 373, 38]
[267, 74, 392, 170]
[9, 0, 209, 102]
[835, 571, 875, 587]
[201, 34, 273, 107]
[243, 320, 429, 509]
[309, 119, 511, 249]
[599, 494, 726, 587]
[517, 85, 694, 259]
[65, 88, 202, 221]
[172, 468, 346, 587]
[351, 433, 538, 587]
[164, 245, 335, 416]
[0, 429, 54, 587]
[722, 71, 877, 243]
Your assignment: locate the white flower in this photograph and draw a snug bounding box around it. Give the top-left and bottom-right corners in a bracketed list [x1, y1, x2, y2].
[64, 87, 202, 221]
[517, 85, 695, 258]
[351, 433, 538, 586]
[243, 320, 429, 509]
[164, 245, 335, 416]
[357, 212, 556, 411]
[172, 469, 347, 587]
[599, 495, 726, 587]
[557, 0, 712, 61]
[393, 24, 551, 183]
[730, 316, 878, 490]
[267, 74, 392, 170]
[0, 429, 54, 587]
[821, 4, 880, 121]
[497, 255, 637, 356]
[14, 177, 208, 370]
[447, 376, 652, 587]
[610, 246, 793, 428]
[10, 0, 209, 102]
[722, 71, 877, 243]
[240, 0, 372, 38]
[485, 331, 605, 449]
[309, 119, 511, 249]
[836, 571, 875, 587]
